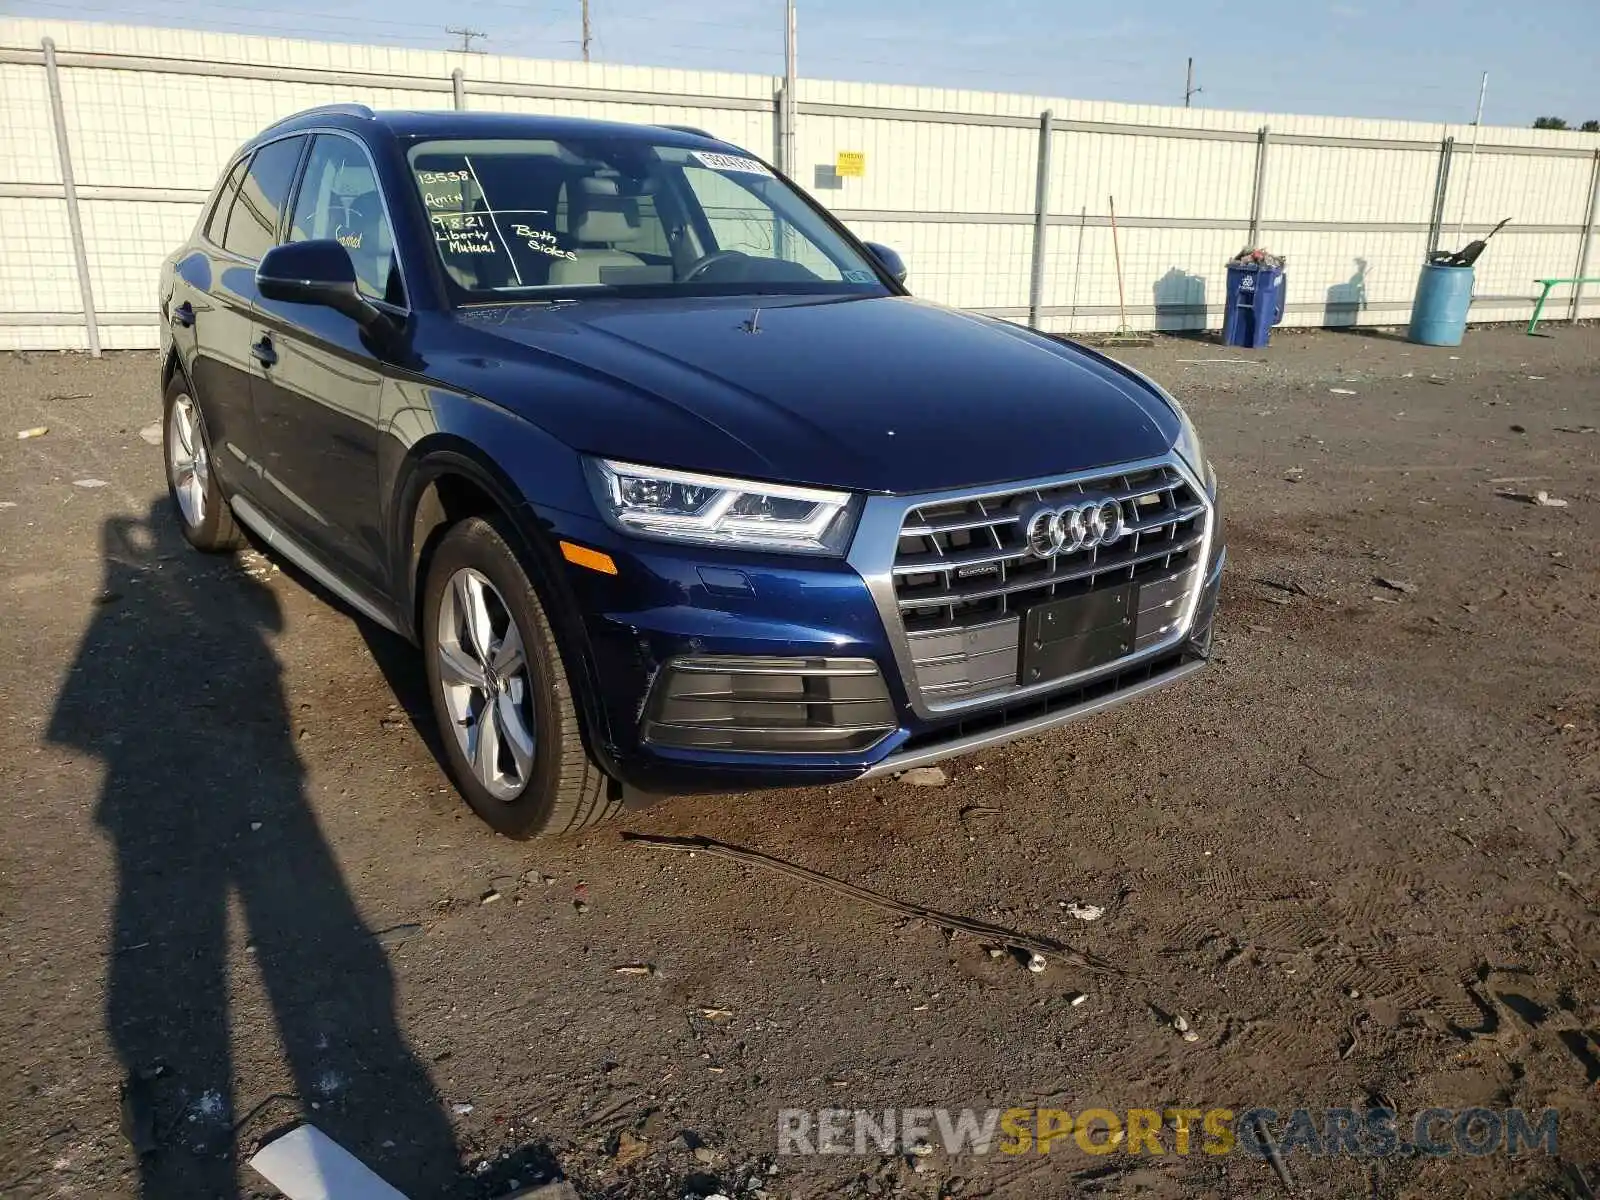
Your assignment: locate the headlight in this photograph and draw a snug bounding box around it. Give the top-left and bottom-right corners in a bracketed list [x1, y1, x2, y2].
[1175, 410, 1208, 487]
[585, 458, 856, 555]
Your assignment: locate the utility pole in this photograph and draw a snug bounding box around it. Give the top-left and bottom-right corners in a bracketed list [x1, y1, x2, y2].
[782, 0, 797, 174]
[446, 26, 486, 53]
[1453, 71, 1488, 243]
[1184, 57, 1201, 108]
[581, 0, 591, 63]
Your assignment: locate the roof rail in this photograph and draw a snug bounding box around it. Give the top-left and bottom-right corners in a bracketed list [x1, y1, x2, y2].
[656, 123, 715, 140]
[266, 103, 377, 130]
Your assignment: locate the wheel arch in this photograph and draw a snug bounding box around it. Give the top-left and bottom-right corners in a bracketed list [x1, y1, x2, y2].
[391, 438, 620, 775]
[162, 344, 196, 397]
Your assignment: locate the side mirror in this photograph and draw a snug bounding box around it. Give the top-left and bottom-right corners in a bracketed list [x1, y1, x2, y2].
[863, 241, 908, 285]
[257, 240, 383, 329]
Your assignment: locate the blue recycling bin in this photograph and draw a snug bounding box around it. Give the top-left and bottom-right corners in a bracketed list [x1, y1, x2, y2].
[1223, 263, 1285, 348]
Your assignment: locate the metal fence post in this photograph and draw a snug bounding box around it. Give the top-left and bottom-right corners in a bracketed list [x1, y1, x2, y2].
[1246, 126, 1269, 249]
[451, 67, 465, 111]
[1426, 136, 1454, 258]
[774, 85, 788, 172]
[782, 0, 797, 175]
[1028, 110, 1054, 330]
[42, 37, 100, 357]
[1569, 149, 1600, 322]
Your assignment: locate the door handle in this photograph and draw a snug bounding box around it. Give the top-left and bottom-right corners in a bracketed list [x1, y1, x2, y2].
[172, 300, 195, 329]
[251, 336, 278, 368]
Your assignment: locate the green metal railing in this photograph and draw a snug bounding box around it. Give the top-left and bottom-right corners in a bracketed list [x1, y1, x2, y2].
[1528, 277, 1600, 333]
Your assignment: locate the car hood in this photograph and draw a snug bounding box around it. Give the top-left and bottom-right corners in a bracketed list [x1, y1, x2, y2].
[453, 294, 1179, 495]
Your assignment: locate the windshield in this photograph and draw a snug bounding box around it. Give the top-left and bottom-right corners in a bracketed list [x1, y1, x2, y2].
[405, 136, 888, 301]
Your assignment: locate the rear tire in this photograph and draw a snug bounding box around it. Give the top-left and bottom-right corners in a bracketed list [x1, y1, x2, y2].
[163, 376, 242, 552]
[421, 514, 621, 838]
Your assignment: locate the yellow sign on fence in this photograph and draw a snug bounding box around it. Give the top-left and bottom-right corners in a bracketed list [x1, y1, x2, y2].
[835, 151, 866, 178]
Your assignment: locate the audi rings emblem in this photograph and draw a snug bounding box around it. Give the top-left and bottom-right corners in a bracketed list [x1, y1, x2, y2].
[1020, 496, 1126, 557]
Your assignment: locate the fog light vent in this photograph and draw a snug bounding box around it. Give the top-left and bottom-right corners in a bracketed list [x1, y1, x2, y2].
[642, 656, 896, 753]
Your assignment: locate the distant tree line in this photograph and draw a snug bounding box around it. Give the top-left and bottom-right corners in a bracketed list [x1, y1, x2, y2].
[1532, 117, 1600, 131]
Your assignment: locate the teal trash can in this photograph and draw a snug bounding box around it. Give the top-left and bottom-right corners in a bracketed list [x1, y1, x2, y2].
[1409, 263, 1474, 346]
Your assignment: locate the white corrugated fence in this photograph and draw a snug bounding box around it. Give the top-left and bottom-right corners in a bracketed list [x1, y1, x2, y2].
[3, 17, 1598, 352]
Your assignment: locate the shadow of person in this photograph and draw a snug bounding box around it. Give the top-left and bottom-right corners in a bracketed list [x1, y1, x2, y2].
[47, 501, 458, 1196]
[1324, 256, 1370, 327]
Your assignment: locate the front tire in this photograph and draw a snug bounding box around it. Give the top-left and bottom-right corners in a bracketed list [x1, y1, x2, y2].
[421, 515, 620, 838]
[163, 377, 242, 552]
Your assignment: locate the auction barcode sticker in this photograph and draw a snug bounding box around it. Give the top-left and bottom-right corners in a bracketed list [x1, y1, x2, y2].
[692, 151, 774, 177]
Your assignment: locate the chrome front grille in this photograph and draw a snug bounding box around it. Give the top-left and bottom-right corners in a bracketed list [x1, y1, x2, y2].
[885, 458, 1209, 710]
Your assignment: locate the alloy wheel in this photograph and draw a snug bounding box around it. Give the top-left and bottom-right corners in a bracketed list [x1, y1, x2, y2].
[435, 568, 537, 801]
[168, 393, 208, 528]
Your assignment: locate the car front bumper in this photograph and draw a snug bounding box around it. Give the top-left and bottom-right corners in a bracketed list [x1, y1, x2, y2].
[542, 467, 1224, 795]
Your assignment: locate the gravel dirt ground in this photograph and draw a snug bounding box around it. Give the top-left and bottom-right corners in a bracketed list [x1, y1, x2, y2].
[2, 325, 1599, 1200]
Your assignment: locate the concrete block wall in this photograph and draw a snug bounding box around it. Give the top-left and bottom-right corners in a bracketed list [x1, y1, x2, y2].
[2, 16, 1598, 351]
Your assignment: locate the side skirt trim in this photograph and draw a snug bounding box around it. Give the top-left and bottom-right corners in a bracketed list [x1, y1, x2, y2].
[230, 494, 402, 636]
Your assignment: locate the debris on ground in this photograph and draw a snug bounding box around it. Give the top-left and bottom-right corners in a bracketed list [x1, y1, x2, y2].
[452, 1102, 475, 1115]
[898, 766, 948, 787]
[72, 478, 109, 489]
[374, 923, 422, 947]
[249, 1125, 406, 1199]
[625, 833, 1122, 975]
[1026, 952, 1048, 973]
[1329, 387, 1356, 395]
[611, 1129, 651, 1169]
[1496, 488, 1569, 507]
[1171, 1014, 1200, 1043]
[138, 423, 162, 445]
[1068, 992, 1089, 1007]
[1060, 901, 1105, 921]
[613, 964, 657, 976]
[1283, 467, 1305, 483]
[119, 1073, 158, 1155]
[1555, 425, 1597, 434]
[1254, 1113, 1297, 1194]
[503, 1183, 580, 1200]
[1373, 577, 1418, 594]
[16, 426, 48, 440]
[1254, 576, 1315, 598]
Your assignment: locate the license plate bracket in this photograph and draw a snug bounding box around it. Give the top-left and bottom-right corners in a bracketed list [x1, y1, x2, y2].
[1019, 583, 1139, 686]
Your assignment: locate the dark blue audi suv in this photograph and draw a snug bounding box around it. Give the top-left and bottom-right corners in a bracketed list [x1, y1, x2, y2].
[159, 105, 1224, 837]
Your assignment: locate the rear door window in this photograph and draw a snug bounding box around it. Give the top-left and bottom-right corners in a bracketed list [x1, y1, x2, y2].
[205, 158, 248, 245]
[222, 136, 307, 262]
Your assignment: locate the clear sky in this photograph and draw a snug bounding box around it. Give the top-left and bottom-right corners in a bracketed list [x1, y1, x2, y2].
[5, 0, 1597, 127]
